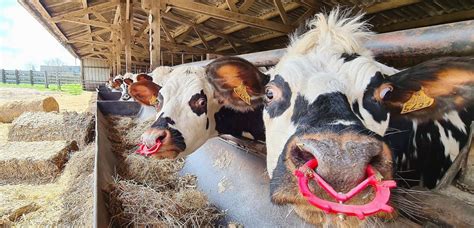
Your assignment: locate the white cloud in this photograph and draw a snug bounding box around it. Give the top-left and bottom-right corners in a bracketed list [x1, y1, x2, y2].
[0, 3, 78, 70]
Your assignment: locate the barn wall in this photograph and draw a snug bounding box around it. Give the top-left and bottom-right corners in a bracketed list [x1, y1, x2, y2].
[81, 58, 110, 91]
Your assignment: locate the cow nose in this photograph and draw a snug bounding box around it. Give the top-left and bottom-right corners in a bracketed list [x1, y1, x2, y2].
[142, 128, 171, 148]
[292, 135, 388, 192]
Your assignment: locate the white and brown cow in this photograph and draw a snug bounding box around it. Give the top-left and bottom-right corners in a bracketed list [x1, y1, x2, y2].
[132, 62, 267, 159]
[136, 10, 473, 226]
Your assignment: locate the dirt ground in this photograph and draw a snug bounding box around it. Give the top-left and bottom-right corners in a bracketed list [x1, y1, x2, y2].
[0, 88, 95, 143]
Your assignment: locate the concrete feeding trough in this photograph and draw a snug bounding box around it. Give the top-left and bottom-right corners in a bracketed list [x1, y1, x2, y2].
[94, 101, 307, 227]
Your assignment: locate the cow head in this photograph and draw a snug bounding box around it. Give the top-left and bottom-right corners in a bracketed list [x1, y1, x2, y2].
[223, 10, 473, 225]
[138, 57, 267, 159]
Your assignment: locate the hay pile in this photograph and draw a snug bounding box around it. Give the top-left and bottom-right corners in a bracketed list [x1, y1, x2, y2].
[0, 141, 78, 185]
[0, 144, 95, 226]
[0, 96, 59, 123]
[105, 115, 223, 226]
[8, 111, 94, 148]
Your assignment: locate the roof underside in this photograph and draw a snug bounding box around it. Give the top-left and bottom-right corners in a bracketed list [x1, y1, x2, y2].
[19, 0, 474, 69]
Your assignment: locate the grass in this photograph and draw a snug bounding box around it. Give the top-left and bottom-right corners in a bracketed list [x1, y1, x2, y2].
[0, 83, 83, 95]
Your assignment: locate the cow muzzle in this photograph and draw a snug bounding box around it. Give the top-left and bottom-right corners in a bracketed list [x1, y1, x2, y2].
[137, 128, 184, 159]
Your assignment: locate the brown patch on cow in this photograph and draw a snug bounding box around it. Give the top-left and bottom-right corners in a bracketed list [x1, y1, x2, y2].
[129, 81, 161, 106]
[205, 56, 268, 111]
[124, 78, 133, 85]
[112, 79, 123, 89]
[136, 73, 153, 81]
[422, 68, 474, 97]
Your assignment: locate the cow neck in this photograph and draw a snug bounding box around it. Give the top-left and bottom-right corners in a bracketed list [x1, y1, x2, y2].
[214, 105, 265, 141]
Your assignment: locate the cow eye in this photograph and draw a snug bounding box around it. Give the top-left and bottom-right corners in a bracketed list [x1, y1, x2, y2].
[379, 85, 393, 101]
[197, 98, 207, 107]
[265, 88, 274, 100]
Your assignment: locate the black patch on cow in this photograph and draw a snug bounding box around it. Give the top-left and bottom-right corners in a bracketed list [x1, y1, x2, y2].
[206, 118, 209, 130]
[188, 90, 207, 116]
[341, 53, 360, 62]
[150, 113, 186, 151]
[385, 106, 473, 189]
[214, 106, 265, 141]
[291, 92, 362, 130]
[266, 75, 292, 118]
[362, 72, 388, 123]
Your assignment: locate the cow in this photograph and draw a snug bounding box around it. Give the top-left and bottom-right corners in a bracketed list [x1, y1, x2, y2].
[210, 11, 472, 226]
[137, 10, 473, 226]
[133, 62, 267, 159]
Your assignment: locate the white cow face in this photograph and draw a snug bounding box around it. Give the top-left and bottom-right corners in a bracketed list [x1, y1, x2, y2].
[138, 57, 268, 159]
[140, 66, 219, 158]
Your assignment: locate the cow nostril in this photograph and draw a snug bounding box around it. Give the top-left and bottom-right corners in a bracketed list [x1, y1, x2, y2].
[290, 143, 316, 168]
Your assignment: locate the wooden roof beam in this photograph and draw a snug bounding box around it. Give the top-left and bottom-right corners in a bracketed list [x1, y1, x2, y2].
[186, 1, 301, 48]
[163, 0, 294, 33]
[193, 27, 210, 50]
[60, 18, 119, 31]
[162, 13, 257, 48]
[365, 0, 422, 14]
[238, 0, 254, 13]
[226, 0, 238, 12]
[161, 21, 175, 43]
[91, 11, 108, 23]
[50, 1, 118, 21]
[68, 39, 112, 47]
[274, 0, 289, 25]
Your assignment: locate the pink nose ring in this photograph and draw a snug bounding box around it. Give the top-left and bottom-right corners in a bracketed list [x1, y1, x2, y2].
[294, 159, 397, 220]
[135, 139, 163, 156]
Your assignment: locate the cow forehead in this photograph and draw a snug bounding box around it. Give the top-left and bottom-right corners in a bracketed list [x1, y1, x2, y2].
[160, 66, 212, 101]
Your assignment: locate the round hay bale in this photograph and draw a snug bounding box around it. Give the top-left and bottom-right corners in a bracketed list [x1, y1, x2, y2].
[7, 112, 95, 149]
[0, 97, 59, 123]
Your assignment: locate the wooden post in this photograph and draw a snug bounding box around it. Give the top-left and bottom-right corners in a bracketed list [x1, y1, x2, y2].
[1, 69, 5, 84]
[171, 53, 173, 66]
[29, 70, 34, 85]
[160, 51, 163, 66]
[181, 53, 184, 64]
[191, 55, 194, 62]
[44, 71, 49, 88]
[201, 55, 204, 61]
[80, 59, 85, 90]
[149, 0, 161, 69]
[122, 0, 133, 73]
[15, 70, 19, 84]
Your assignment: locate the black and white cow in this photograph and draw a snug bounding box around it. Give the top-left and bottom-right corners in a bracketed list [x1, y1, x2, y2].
[134, 10, 473, 225]
[134, 62, 268, 159]
[204, 11, 471, 225]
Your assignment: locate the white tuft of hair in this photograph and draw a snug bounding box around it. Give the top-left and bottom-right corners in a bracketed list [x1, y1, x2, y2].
[287, 8, 373, 57]
[151, 66, 174, 86]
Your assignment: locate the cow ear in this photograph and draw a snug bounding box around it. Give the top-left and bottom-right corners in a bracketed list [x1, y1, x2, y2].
[124, 78, 133, 85]
[129, 80, 162, 106]
[136, 73, 153, 81]
[375, 57, 474, 121]
[206, 56, 269, 111]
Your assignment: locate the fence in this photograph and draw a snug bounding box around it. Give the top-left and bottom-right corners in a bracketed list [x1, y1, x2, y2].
[1, 69, 81, 90]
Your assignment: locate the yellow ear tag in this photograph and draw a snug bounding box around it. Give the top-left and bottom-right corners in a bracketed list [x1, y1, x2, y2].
[149, 95, 158, 105]
[233, 83, 251, 105]
[400, 88, 434, 114]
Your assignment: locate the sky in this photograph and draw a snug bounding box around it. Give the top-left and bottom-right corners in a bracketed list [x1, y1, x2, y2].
[0, 0, 79, 70]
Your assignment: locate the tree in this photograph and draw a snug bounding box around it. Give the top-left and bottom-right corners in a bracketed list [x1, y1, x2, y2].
[24, 62, 36, 71]
[44, 58, 65, 66]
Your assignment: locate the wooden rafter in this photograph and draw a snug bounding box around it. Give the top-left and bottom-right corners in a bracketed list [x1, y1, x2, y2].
[193, 27, 210, 50]
[161, 21, 175, 43]
[50, 1, 118, 21]
[274, 0, 289, 25]
[60, 18, 119, 31]
[163, 0, 294, 34]
[186, 1, 301, 48]
[365, 0, 422, 14]
[226, 0, 238, 12]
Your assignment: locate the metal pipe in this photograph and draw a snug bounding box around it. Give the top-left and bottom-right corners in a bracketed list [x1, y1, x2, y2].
[178, 20, 474, 68]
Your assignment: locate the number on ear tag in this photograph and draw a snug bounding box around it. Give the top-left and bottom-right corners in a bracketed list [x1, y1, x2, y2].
[149, 95, 158, 105]
[233, 83, 251, 105]
[401, 88, 434, 114]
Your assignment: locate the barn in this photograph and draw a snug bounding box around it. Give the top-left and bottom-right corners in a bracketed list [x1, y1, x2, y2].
[0, 0, 472, 227]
